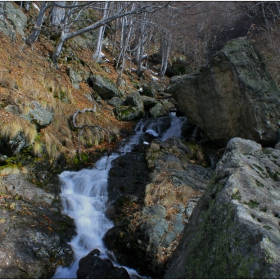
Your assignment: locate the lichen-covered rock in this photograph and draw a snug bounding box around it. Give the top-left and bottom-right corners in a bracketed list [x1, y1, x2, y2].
[164, 137, 280, 279]
[166, 37, 280, 146]
[89, 75, 122, 100]
[5, 101, 53, 128]
[115, 105, 144, 121]
[0, 2, 27, 40]
[115, 92, 145, 121]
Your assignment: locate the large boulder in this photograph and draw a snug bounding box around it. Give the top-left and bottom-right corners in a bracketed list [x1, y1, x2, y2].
[88, 75, 122, 100]
[165, 137, 280, 279]
[166, 37, 280, 146]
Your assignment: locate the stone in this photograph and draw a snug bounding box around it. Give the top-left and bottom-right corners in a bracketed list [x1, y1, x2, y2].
[149, 103, 167, 118]
[124, 91, 144, 109]
[0, 2, 27, 40]
[115, 105, 144, 121]
[166, 37, 280, 146]
[67, 66, 86, 89]
[140, 95, 158, 110]
[141, 83, 157, 98]
[164, 137, 280, 279]
[4, 101, 53, 129]
[89, 75, 122, 100]
[77, 252, 130, 279]
[107, 97, 123, 107]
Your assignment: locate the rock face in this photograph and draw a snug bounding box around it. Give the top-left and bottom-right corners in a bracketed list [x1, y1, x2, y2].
[166, 37, 280, 146]
[0, 2, 27, 40]
[0, 174, 74, 278]
[164, 137, 280, 279]
[104, 138, 214, 277]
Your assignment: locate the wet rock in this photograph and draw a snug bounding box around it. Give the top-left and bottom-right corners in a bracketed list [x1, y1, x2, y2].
[166, 37, 280, 146]
[77, 251, 130, 279]
[165, 137, 280, 279]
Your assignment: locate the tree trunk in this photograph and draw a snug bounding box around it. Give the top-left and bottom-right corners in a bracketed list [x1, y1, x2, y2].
[93, 1, 109, 62]
[52, 32, 67, 66]
[159, 32, 171, 77]
[50, 1, 65, 27]
[26, 2, 48, 46]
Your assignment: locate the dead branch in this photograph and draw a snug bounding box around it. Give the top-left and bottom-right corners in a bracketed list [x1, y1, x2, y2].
[72, 106, 111, 166]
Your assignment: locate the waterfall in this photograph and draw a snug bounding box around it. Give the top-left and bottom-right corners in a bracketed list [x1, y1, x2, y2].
[53, 116, 187, 278]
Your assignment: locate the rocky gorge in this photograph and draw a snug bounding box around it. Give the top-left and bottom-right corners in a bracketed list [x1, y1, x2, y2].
[0, 2, 280, 279]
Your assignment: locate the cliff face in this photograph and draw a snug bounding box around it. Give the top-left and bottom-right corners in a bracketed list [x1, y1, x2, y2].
[166, 38, 280, 146]
[164, 138, 280, 279]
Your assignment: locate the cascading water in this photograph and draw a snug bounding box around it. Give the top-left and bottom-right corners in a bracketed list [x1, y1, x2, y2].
[53, 115, 187, 279]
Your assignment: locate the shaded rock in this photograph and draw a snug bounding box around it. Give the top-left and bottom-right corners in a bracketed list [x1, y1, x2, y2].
[107, 97, 123, 107]
[77, 251, 130, 279]
[88, 75, 122, 100]
[149, 103, 167, 118]
[124, 91, 144, 109]
[166, 37, 280, 146]
[165, 137, 280, 279]
[140, 95, 158, 110]
[141, 83, 157, 98]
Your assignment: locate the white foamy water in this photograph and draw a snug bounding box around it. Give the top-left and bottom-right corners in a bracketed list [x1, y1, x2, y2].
[53, 116, 187, 278]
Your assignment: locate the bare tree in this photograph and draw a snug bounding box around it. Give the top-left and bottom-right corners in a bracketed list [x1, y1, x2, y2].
[93, 1, 110, 62]
[52, 2, 168, 66]
[50, 1, 66, 27]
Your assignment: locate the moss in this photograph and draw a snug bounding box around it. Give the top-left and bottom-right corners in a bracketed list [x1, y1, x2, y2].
[263, 225, 272, 230]
[244, 199, 260, 209]
[256, 180, 264, 188]
[180, 179, 263, 279]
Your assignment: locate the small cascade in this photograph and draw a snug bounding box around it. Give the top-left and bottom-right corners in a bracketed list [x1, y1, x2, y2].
[53, 115, 187, 278]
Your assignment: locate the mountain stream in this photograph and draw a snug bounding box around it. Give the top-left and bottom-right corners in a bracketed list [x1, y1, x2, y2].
[53, 116, 187, 278]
